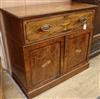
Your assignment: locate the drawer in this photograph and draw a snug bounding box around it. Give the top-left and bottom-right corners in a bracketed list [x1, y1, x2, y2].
[23, 10, 94, 43]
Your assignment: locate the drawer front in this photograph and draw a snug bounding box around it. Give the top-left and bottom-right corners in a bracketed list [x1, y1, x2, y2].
[23, 10, 94, 43]
[24, 38, 63, 90]
[63, 30, 90, 73]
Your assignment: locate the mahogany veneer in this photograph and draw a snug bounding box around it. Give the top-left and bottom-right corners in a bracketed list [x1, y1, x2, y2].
[0, 2, 96, 98]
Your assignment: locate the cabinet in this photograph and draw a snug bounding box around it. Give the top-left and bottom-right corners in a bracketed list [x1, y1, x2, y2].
[0, 2, 96, 98]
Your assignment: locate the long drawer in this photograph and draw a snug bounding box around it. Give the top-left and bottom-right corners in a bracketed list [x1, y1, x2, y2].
[23, 10, 94, 44]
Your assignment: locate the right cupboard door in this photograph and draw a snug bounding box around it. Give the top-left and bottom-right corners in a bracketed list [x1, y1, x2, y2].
[63, 30, 91, 73]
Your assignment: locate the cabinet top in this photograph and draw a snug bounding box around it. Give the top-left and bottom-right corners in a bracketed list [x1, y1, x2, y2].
[0, 2, 96, 19]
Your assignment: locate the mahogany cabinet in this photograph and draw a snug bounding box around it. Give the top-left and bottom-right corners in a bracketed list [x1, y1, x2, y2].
[0, 2, 96, 98]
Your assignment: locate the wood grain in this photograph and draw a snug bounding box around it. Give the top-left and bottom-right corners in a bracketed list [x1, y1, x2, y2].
[64, 30, 90, 73]
[23, 37, 64, 91]
[24, 10, 94, 43]
[0, 0, 68, 8]
[0, 2, 96, 18]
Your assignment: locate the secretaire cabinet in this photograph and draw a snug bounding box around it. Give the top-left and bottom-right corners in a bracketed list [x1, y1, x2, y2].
[0, 2, 96, 98]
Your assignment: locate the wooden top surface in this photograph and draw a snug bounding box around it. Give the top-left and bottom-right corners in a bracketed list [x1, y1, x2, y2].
[0, 2, 96, 19]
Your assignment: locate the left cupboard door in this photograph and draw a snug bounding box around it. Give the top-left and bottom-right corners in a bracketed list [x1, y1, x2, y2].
[23, 37, 64, 90]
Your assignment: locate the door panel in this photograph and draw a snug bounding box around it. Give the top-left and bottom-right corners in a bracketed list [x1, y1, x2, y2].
[63, 31, 90, 73]
[24, 38, 63, 90]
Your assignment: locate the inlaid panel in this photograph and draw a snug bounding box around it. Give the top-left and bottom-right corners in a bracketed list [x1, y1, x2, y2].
[30, 43, 60, 88]
[63, 30, 90, 73]
[23, 37, 64, 90]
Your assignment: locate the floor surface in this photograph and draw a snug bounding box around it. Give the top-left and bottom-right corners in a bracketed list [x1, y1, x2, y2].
[3, 55, 100, 99]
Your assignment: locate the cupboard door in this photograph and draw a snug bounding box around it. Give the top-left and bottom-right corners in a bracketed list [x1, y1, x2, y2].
[63, 31, 90, 73]
[24, 38, 63, 90]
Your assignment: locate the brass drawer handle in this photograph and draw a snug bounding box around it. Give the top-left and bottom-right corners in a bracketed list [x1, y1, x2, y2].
[40, 24, 52, 32]
[41, 60, 51, 68]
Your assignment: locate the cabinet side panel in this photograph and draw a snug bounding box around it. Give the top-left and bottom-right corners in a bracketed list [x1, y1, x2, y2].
[1, 10, 25, 45]
[1, 11, 27, 90]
